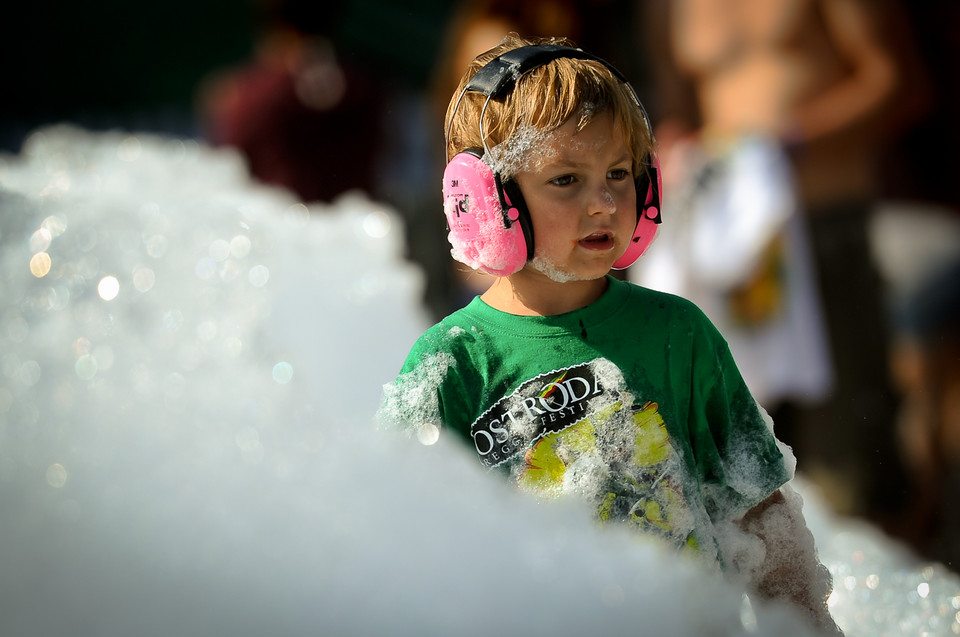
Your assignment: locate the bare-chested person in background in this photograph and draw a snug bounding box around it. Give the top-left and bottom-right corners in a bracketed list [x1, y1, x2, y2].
[639, 0, 907, 525]
[668, 0, 896, 208]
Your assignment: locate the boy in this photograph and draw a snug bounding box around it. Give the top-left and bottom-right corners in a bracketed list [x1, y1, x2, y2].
[381, 34, 840, 634]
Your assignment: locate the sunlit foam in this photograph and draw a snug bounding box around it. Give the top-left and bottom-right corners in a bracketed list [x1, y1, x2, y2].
[223, 336, 243, 358]
[47, 286, 70, 311]
[5, 314, 28, 343]
[30, 228, 52, 252]
[98, 275, 120, 301]
[601, 584, 625, 608]
[361, 209, 391, 239]
[39, 171, 71, 196]
[163, 310, 184, 333]
[209, 239, 231, 262]
[93, 346, 114, 372]
[18, 360, 41, 387]
[235, 426, 265, 464]
[827, 590, 839, 608]
[219, 259, 242, 283]
[235, 426, 259, 451]
[248, 265, 270, 288]
[45, 463, 68, 488]
[75, 228, 98, 253]
[178, 344, 203, 372]
[41, 214, 67, 237]
[74, 354, 98, 380]
[230, 235, 251, 259]
[4, 125, 956, 637]
[0, 387, 13, 413]
[739, 594, 758, 632]
[349, 275, 381, 302]
[196, 320, 218, 342]
[73, 337, 91, 356]
[29, 252, 52, 278]
[117, 136, 142, 162]
[284, 203, 310, 227]
[272, 362, 294, 384]
[163, 372, 186, 400]
[195, 257, 217, 280]
[416, 423, 440, 446]
[144, 234, 168, 258]
[130, 363, 155, 396]
[132, 265, 155, 293]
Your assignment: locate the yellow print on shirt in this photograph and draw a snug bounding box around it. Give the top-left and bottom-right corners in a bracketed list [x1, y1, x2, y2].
[519, 399, 696, 548]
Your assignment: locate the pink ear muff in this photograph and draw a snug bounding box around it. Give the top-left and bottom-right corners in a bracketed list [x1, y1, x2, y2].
[442, 151, 529, 276]
[612, 154, 662, 270]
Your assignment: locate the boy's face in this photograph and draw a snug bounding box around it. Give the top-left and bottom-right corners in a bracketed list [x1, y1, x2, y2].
[512, 110, 637, 283]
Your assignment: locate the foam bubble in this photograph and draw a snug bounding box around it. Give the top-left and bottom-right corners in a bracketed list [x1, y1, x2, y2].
[377, 350, 456, 438]
[486, 125, 559, 178]
[530, 253, 579, 282]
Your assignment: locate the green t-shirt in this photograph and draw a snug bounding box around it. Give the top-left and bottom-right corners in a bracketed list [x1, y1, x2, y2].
[382, 276, 790, 559]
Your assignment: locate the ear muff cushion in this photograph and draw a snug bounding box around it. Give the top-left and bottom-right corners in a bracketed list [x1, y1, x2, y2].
[612, 154, 662, 270]
[496, 176, 535, 261]
[442, 150, 530, 276]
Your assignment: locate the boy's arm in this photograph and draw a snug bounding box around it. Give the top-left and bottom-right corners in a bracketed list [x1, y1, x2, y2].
[737, 487, 843, 635]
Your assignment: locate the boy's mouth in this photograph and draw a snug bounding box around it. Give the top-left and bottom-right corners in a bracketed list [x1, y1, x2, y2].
[578, 231, 615, 251]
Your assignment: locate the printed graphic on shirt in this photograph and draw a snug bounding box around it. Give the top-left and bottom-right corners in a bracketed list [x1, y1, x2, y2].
[470, 361, 604, 468]
[470, 358, 698, 550]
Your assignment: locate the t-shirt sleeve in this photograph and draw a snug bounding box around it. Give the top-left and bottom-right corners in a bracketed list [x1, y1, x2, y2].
[377, 330, 456, 436]
[377, 321, 487, 448]
[686, 311, 792, 521]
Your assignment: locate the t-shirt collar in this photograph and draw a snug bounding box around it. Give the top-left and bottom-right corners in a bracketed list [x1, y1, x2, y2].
[465, 275, 630, 336]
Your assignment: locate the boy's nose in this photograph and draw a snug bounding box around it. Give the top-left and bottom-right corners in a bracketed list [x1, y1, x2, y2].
[589, 186, 617, 215]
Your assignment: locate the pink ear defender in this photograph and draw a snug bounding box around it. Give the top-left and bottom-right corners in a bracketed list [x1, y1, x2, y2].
[442, 150, 531, 276]
[612, 153, 663, 270]
[443, 44, 662, 276]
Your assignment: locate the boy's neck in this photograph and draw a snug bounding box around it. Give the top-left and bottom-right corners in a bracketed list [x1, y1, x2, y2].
[481, 272, 610, 316]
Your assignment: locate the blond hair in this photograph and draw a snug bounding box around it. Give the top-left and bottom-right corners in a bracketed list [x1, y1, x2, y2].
[444, 34, 655, 179]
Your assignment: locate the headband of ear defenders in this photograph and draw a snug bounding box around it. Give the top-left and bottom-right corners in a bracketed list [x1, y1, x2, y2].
[465, 44, 630, 99]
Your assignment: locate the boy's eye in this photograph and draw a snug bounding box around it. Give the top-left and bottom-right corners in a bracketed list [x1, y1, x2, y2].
[608, 168, 631, 180]
[550, 175, 576, 187]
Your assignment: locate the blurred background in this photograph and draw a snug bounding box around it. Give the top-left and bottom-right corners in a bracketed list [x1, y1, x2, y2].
[1, 0, 958, 573]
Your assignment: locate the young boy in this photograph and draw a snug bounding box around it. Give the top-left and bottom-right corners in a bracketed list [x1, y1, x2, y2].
[381, 34, 840, 633]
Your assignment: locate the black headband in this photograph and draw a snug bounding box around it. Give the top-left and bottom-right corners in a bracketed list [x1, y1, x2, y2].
[464, 44, 630, 98]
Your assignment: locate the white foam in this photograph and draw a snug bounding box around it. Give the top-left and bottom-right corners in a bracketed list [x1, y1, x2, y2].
[0, 125, 956, 637]
[529, 253, 579, 282]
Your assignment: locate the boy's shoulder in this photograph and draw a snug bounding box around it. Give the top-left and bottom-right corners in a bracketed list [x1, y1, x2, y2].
[616, 278, 712, 323]
[615, 280, 728, 350]
[619, 278, 697, 308]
